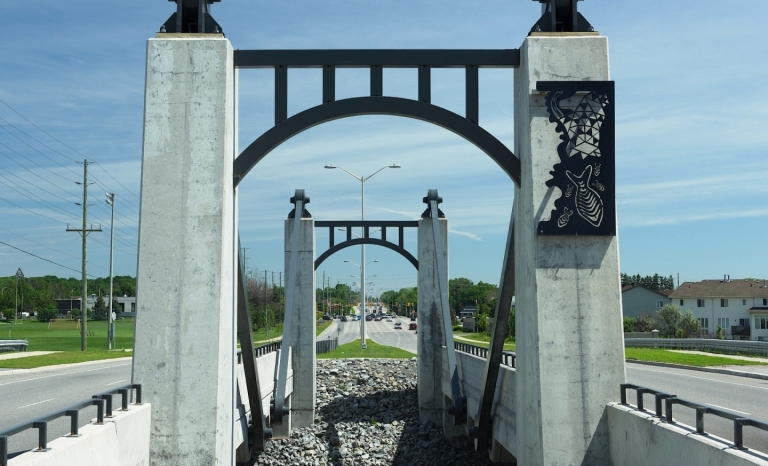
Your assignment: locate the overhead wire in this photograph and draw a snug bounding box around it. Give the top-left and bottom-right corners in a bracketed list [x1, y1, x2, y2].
[0, 175, 80, 221]
[0, 117, 81, 176]
[0, 226, 111, 274]
[0, 239, 84, 275]
[0, 142, 78, 185]
[0, 195, 69, 224]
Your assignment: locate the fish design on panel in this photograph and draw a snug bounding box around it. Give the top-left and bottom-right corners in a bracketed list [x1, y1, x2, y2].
[564, 166, 603, 227]
[535, 81, 615, 236]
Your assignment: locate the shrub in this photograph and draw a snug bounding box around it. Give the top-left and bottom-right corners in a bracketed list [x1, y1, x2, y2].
[716, 324, 723, 340]
[657, 304, 682, 337]
[679, 310, 700, 338]
[36, 308, 58, 323]
[623, 317, 636, 333]
[475, 314, 488, 332]
[635, 314, 657, 332]
[452, 325, 463, 332]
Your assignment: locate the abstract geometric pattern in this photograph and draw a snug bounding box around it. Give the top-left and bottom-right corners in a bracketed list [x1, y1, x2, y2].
[536, 81, 615, 236]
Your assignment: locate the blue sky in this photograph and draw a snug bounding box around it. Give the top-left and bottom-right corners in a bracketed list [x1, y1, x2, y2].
[0, 1, 766, 295]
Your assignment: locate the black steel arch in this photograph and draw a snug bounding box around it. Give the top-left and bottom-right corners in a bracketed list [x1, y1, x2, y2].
[314, 237, 418, 271]
[233, 96, 521, 187]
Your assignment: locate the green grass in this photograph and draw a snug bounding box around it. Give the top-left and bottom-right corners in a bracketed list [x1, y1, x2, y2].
[3, 320, 135, 351]
[625, 348, 768, 367]
[316, 320, 332, 336]
[318, 339, 414, 359]
[0, 350, 131, 369]
[453, 331, 516, 351]
[252, 324, 283, 343]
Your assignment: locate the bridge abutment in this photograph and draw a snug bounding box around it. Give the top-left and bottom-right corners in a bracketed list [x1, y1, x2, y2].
[133, 36, 236, 465]
[513, 34, 625, 466]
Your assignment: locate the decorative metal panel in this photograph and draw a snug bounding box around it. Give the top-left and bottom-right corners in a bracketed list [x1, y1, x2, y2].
[536, 81, 615, 236]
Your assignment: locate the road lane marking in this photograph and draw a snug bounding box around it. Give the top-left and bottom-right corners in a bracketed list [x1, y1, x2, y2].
[0, 363, 132, 387]
[105, 379, 127, 386]
[628, 366, 768, 391]
[17, 398, 55, 409]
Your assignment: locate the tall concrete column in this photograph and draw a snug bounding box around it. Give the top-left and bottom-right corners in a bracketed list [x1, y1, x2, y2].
[284, 216, 316, 428]
[514, 34, 625, 465]
[416, 215, 448, 428]
[133, 36, 235, 465]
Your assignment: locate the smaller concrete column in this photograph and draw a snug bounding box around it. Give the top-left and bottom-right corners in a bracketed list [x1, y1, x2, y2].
[416, 216, 448, 428]
[284, 215, 316, 428]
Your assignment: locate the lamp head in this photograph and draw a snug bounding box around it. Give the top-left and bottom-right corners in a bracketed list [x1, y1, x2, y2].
[324, 165, 337, 169]
[388, 164, 401, 169]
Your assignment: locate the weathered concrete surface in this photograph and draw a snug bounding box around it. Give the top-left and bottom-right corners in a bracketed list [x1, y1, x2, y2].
[284, 218, 316, 428]
[514, 35, 625, 466]
[133, 36, 235, 466]
[417, 217, 448, 428]
[608, 403, 768, 466]
[444, 350, 517, 462]
[10, 403, 151, 466]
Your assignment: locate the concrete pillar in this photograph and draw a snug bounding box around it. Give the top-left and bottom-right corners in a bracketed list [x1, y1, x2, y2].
[416, 216, 448, 428]
[284, 216, 316, 428]
[133, 36, 235, 465]
[514, 34, 625, 466]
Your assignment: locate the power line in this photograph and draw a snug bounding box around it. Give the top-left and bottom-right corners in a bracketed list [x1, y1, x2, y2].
[0, 164, 79, 209]
[92, 162, 141, 204]
[0, 99, 81, 164]
[0, 225, 81, 261]
[0, 142, 78, 185]
[0, 175, 80, 221]
[0, 239, 83, 275]
[0, 116, 81, 176]
[0, 195, 69, 224]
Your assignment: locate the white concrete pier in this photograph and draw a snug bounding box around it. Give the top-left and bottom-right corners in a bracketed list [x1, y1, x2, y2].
[133, 35, 235, 466]
[513, 34, 625, 466]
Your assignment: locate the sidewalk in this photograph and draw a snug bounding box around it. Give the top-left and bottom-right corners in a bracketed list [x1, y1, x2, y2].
[0, 350, 59, 360]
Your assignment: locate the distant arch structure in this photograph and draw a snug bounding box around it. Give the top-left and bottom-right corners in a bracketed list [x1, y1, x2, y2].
[314, 220, 420, 270]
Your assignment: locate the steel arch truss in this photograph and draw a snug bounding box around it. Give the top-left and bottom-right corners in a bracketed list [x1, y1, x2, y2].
[314, 221, 419, 270]
[232, 49, 521, 187]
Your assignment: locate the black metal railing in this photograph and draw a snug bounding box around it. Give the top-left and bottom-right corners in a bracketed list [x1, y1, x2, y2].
[0, 384, 142, 466]
[255, 341, 282, 358]
[454, 341, 516, 368]
[316, 338, 338, 355]
[620, 383, 768, 450]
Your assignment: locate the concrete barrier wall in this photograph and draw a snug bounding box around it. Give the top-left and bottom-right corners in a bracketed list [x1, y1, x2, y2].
[624, 332, 658, 339]
[608, 403, 768, 466]
[10, 403, 151, 466]
[625, 338, 768, 355]
[443, 349, 517, 460]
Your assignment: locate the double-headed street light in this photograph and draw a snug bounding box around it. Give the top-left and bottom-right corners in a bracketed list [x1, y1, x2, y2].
[325, 164, 400, 349]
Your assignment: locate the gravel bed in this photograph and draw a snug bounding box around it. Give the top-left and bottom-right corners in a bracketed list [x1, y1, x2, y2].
[247, 358, 496, 466]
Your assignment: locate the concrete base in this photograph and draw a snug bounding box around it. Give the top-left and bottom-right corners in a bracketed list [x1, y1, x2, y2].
[608, 403, 768, 466]
[10, 403, 151, 466]
[284, 218, 316, 428]
[133, 36, 235, 466]
[513, 35, 625, 466]
[417, 217, 448, 428]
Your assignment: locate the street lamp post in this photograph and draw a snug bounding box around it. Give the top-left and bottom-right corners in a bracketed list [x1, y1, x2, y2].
[325, 164, 400, 349]
[106, 192, 115, 349]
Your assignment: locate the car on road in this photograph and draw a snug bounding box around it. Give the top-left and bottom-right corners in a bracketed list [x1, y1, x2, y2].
[322, 315, 332, 321]
[365, 315, 373, 321]
[394, 322, 402, 330]
[374, 316, 382, 321]
[340, 316, 347, 322]
[386, 317, 392, 322]
[409, 322, 417, 331]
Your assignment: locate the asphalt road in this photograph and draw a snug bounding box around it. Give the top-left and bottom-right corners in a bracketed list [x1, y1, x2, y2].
[366, 317, 417, 353]
[0, 358, 133, 456]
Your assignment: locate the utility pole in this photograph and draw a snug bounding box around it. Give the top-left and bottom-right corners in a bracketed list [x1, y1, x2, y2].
[14, 268, 23, 325]
[106, 192, 115, 350]
[67, 160, 102, 351]
[264, 269, 268, 339]
[322, 271, 326, 315]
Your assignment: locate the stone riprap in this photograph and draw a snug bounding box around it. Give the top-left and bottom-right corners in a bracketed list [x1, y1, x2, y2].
[246, 359, 495, 466]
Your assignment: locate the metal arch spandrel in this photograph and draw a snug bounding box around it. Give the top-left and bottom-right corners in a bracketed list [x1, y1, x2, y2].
[314, 237, 418, 270]
[233, 96, 521, 187]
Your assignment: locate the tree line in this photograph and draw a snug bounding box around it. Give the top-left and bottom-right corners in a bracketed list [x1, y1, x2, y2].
[0, 275, 136, 320]
[621, 273, 675, 291]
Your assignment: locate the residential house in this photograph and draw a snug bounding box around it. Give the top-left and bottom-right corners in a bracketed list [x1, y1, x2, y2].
[621, 285, 671, 320]
[668, 277, 768, 339]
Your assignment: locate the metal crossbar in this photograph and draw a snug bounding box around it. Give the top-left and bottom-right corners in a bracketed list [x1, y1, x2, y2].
[620, 383, 768, 449]
[0, 384, 141, 466]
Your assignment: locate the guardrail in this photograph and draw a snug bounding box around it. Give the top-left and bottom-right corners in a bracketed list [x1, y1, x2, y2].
[0, 383, 142, 466]
[625, 338, 768, 356]
[0, 340, 28, 353]
[316, 338, 338, 355]
[255, 341, 282, 358]
[620, 383, 768, 450]
[454, 341, 516, 368]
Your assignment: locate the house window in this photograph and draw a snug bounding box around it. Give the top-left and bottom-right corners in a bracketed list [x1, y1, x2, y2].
[721, 299, 729, 307]
[764, 299, 767, 306]
[717, 317, 729, 329]
[679, 299, 684, 306]
[743, 299, 747, 306]
[740, 318, 749, 327]
[697, 299, 705, 307]
[756, 317, 768, 330]
[698, 318, 709, 329]
[655, 300, 664, 309]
